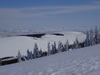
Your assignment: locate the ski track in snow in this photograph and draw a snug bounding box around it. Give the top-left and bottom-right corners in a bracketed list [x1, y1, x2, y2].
[50, 57, 100, 75]
[1, 56, 100, 75]
[11, 56, 100, 75]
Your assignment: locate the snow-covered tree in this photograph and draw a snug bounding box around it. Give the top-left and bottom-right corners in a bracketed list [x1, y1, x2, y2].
[53, 42, 57, 54]
[64, 40, 69, 51]
[39, 49, 43, 57]
[85, 31, 90, 47]
[22, 56, 27, 61]
[50, 42, 57, 54]
[57, 41, 63, 53]
[54, 42, 56, 51]
[33, 43, 39, 58]
[30, 51, 33, 59]
[51, 44, 54, 54]
[89, 29, 95, 45]
[17, 51, 22, 62]
[94, 26, 99, 44]
[48, 42, 51, 56]
[73, 38, 79, 49]
[27, 49, 33, 60]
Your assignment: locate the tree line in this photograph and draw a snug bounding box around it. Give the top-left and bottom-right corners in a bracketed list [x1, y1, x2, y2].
[17, 26, 100, 63]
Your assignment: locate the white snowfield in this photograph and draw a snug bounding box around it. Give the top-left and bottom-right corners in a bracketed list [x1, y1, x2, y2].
[1, 44, 100, 75]
[0, 31, 86, 58]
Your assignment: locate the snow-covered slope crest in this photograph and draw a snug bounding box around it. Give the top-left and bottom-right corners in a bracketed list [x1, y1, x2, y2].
[1, 44, 100, 75]
[0, 31, 86, 58]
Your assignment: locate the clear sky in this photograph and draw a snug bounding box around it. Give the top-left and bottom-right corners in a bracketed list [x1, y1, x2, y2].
[0, 0, 100, 33]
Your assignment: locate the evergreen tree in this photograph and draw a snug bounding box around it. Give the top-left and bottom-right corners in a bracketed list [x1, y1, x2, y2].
[52, 42, 57, 54]
[57, 41, 63, 53]
[51, 44, 54, 54]
[54, 42, 57, 52]
[27, 49, 33, 60]
[94, 26, 99, 44]
[48, 42, 51, 56]
[27, 49, 31, 60]
[33, 43, 39, 58]
[73, 38, 79, 49]
[85, 31, 90, 47]
[17, 51, 22, 62]
[75, 38, 79, 48]
[90, 29, 95, 45]
[22, 56, 27, 61]
[30, 51, 33, 59]
[64, 40, 69, 51]
[39, 49, 43, 57]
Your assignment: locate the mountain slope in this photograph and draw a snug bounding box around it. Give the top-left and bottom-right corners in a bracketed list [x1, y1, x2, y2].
[0, 44, 100, 75]
[0, 31, 86, 58]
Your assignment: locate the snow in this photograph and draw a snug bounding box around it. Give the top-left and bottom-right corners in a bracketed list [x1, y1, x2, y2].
[0, 31, 86, 58]
[1, 44, 100, 75]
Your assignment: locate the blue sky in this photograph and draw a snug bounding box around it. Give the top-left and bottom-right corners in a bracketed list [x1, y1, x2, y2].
[0, 0, 100, 32]
[0, 0, 95, 8]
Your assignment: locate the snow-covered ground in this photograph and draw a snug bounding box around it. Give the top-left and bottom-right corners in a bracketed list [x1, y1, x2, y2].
[0, 44, 100, 75]
[0, 31, 86, 58]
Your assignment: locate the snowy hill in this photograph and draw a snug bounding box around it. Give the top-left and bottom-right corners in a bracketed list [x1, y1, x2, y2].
[0, 44, 100, 75]
[0, 31, 86, 58]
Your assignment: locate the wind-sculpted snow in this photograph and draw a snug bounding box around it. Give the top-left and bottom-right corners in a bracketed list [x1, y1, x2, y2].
[0, 44, 100, 75]
[0, 31, 86, 58]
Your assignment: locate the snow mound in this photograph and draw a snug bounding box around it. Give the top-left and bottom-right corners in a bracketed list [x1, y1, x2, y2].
[0, 31, 86, 58]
